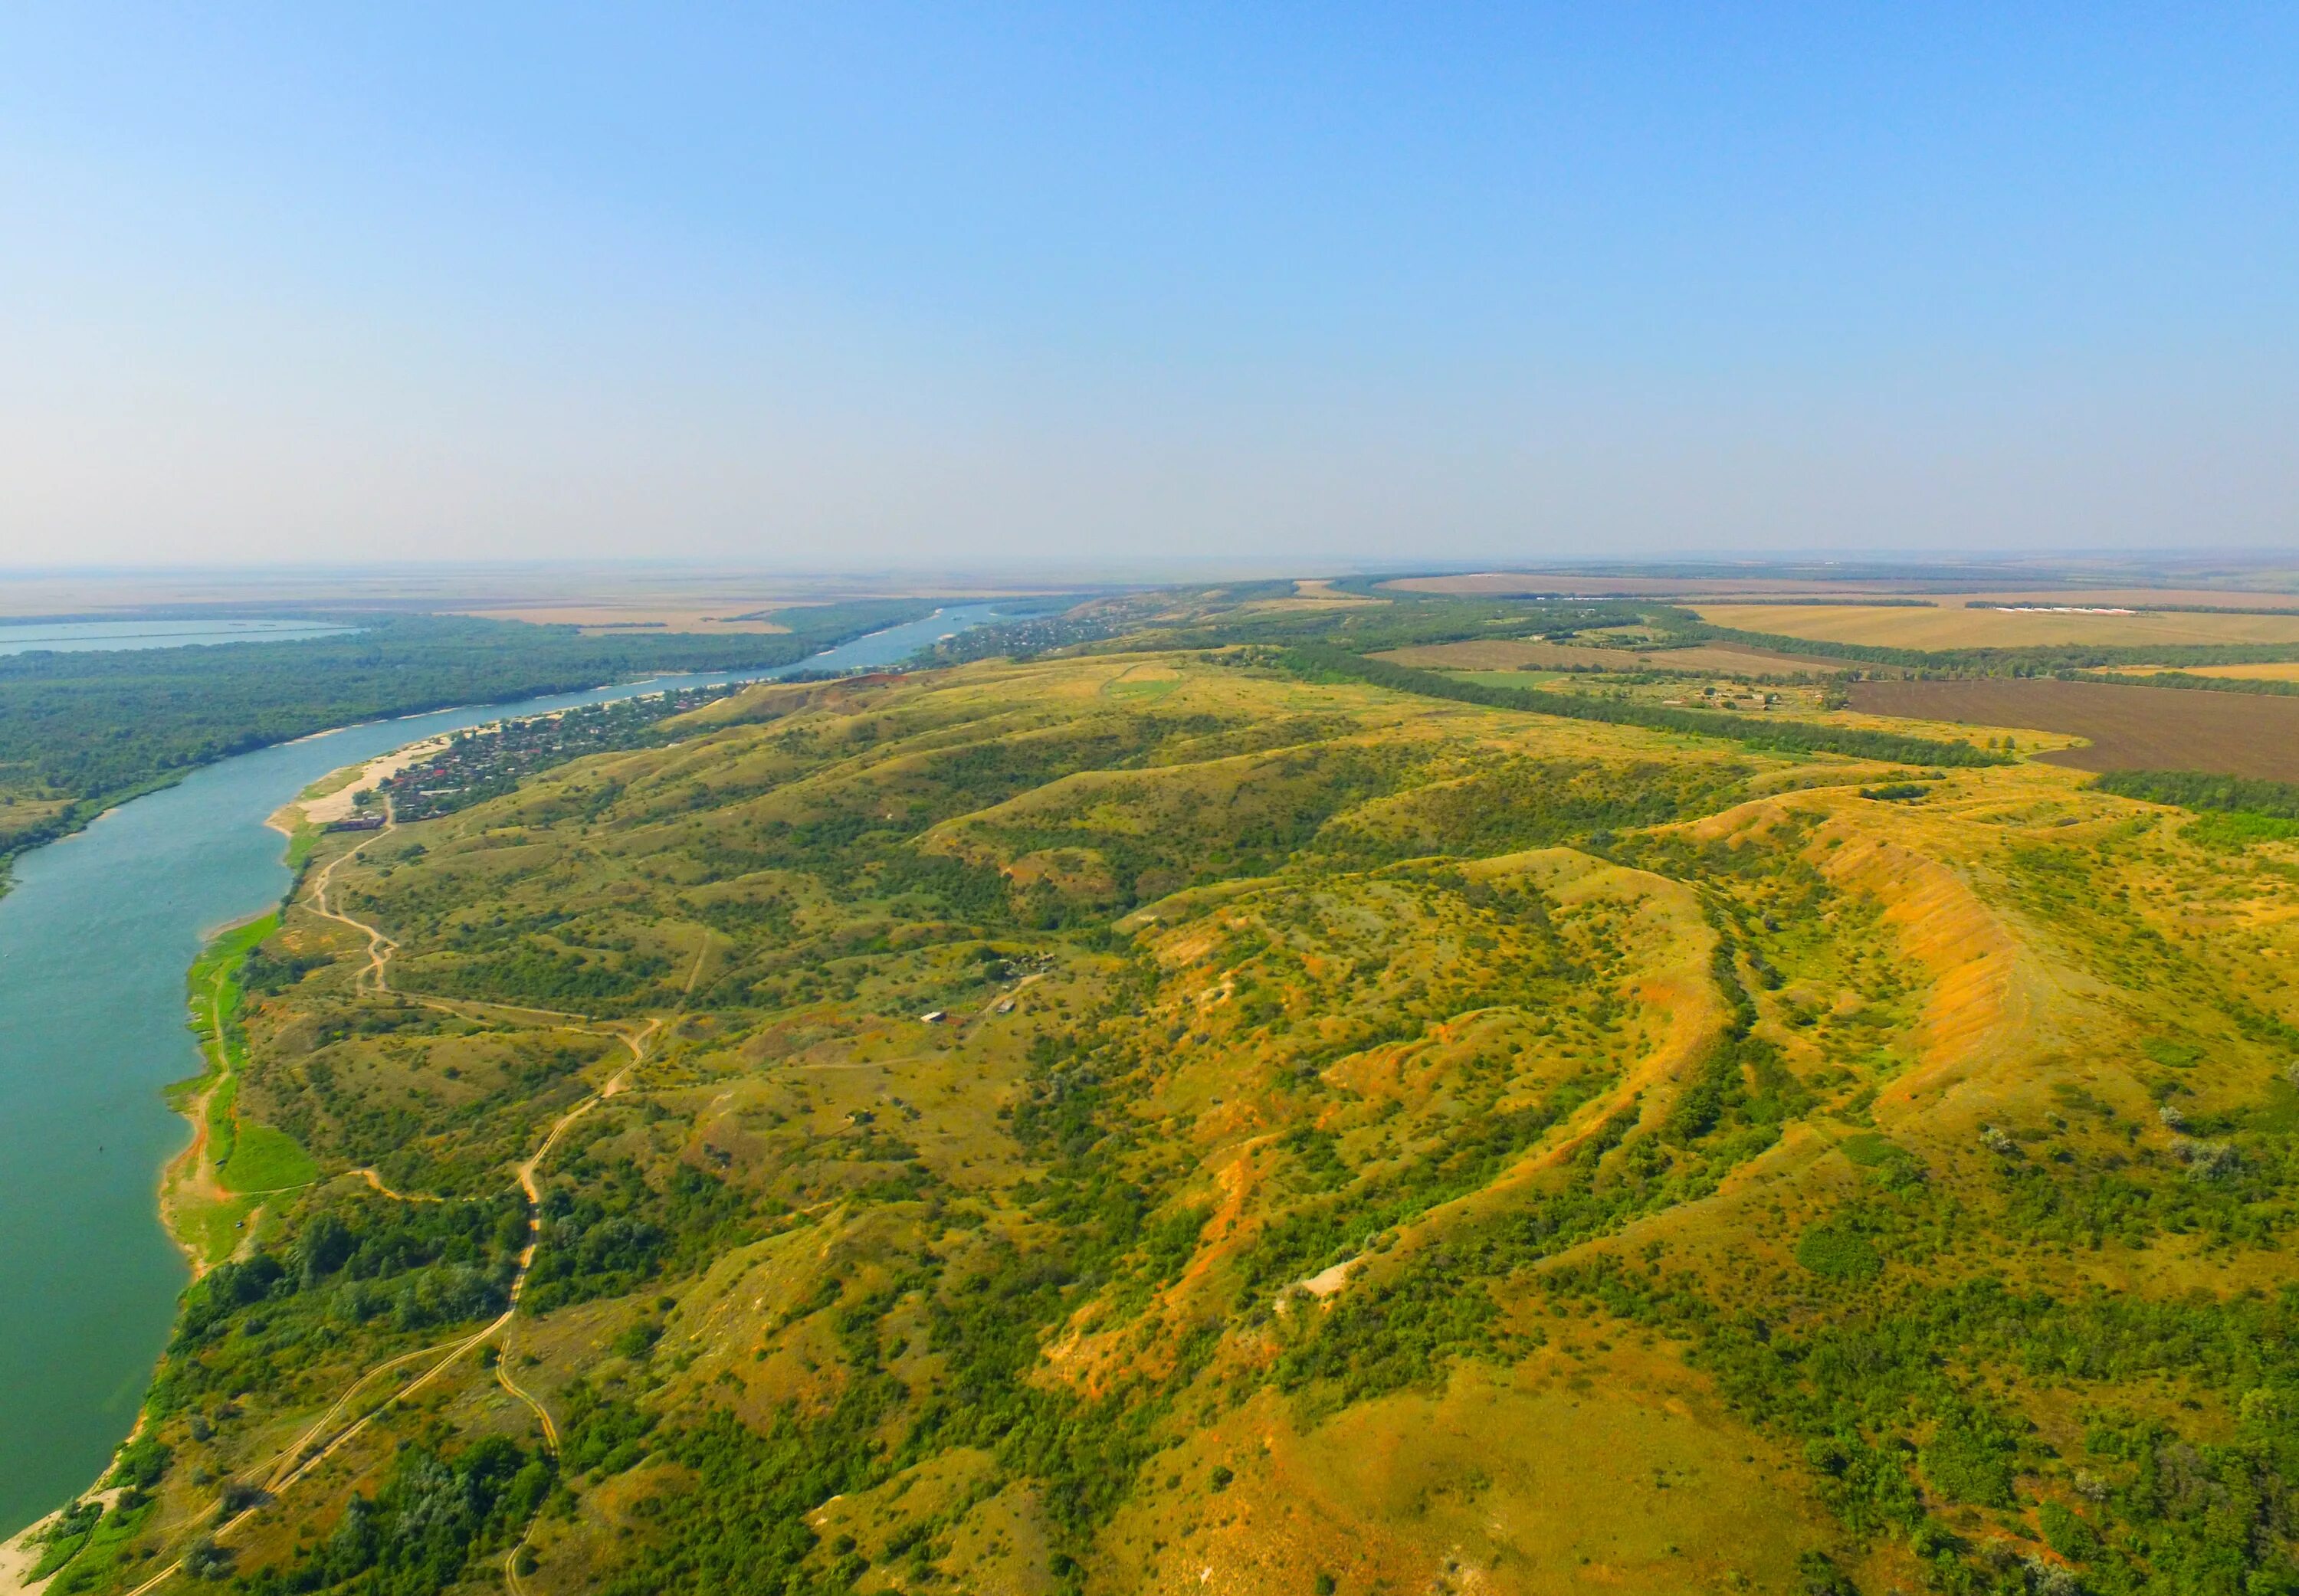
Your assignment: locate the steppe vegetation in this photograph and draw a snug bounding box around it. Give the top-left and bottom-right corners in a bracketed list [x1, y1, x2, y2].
[43, 588, 2299, 1596]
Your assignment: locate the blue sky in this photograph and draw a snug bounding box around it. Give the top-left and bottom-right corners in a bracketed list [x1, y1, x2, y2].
[2, 5, 2293, 567]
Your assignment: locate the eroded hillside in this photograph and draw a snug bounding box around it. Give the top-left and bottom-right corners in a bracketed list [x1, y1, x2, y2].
[74, 650, 2299, 1596]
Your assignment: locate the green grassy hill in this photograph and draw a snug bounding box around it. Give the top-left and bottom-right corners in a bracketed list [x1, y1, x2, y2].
[64, 642, 2299, 1596]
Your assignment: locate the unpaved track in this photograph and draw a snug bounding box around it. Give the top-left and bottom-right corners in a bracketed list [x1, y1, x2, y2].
[305, 805, 398, 992]
[116, 845, 706, 1596]
[342, 1167, 444, 1202]
[122, 1056, 649, 1595]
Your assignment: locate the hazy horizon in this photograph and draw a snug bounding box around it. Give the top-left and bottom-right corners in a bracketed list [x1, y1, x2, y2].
[10, 548, 2299, 582]
[4, 7, 2294, 566]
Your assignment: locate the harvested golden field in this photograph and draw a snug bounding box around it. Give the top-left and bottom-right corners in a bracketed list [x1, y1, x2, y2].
[2121, 660, 2299, 683]
[1958, 588, 2299, 611]
[93, 643, 2299, 1596]
[1697, 601, 2299, 648]
[1850, 677, 2299, 781]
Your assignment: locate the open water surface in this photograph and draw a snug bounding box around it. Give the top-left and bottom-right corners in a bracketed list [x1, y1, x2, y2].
[0, 619, 354, 654]
[0, 606, 1001, 1529]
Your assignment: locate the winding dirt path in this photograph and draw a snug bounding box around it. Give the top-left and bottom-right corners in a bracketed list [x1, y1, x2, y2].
[122, 1047, 651, 1596]
[159, 815, 418, 1280]
[116, 847, 707, 1596]
[305, 805, 398, 992]
[341, 1167, 444, 1203]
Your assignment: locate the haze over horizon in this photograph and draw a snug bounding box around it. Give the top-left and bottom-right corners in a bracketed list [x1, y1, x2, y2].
[3, 5, 2294, 568]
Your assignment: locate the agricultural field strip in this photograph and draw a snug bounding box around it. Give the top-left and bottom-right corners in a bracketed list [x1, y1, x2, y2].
[1846, 678, 2299, 784]
[1691, 602, 2299, 650]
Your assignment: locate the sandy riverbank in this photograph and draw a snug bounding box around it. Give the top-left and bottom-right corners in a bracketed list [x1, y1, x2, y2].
[0, 1509, 57, 1595]
[1, 1488, 123, 1595]
[266, 724, 510, 835]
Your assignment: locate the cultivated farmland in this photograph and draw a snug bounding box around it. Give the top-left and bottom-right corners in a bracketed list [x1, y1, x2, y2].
[1956, 588, 2299, 612]
[2124, 660, 2299, 683]
[1848, 677, 2299, 781]
[1697, 602, 2299, 650]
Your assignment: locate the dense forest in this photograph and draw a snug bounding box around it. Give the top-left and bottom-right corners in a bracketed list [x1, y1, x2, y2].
[2091, 770, 2299, 819]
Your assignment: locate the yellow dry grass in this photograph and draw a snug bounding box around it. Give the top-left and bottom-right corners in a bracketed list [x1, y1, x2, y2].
[1552, 758, 2299, 1319]
[0, 793, 73, 850]
[1097, 1363, 1838, 1594]
[137, 644, 2299, 1596]
[2117, 660, 2299, 682]
[1448, 850, 1723, 1195]
[1805, 809, 2041, 1128]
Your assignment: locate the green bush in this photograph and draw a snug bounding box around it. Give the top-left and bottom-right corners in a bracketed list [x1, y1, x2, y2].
[1918, 1404, 2019, 1507]
[1795, 1227, 1883, 1280]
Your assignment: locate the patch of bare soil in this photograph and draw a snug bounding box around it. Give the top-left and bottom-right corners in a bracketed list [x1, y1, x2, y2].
[1850, 677, 2299, 781]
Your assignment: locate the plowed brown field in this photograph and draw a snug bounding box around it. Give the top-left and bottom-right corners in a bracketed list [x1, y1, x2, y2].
[1849, 677, 2299, 781]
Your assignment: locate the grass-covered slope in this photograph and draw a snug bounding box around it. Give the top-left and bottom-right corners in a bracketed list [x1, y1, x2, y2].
[64, 647, 2299, 1596]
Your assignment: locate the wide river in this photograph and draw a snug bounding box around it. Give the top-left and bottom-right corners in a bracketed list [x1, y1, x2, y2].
[0, 605, 1002, 1531]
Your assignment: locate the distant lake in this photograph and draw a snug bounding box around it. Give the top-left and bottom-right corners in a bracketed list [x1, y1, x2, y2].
[0, 618, 354, 655]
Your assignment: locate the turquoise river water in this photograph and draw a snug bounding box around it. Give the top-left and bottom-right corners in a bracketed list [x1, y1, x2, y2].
[0, 606, 1000, 1531]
